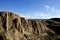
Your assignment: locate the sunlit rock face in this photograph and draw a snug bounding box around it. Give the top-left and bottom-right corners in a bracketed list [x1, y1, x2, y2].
[0, 11, 60, 40]
[0, 11, 47, 40]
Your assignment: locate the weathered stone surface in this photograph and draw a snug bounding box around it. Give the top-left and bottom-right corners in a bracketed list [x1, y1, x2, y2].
[45, 18, 60, 40]
[0, 11, 47, 40]
[0, 11, 60, 40]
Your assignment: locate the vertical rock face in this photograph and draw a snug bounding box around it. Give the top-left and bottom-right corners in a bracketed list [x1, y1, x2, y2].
[1, 11, 60, 40]
[0, 11, 47, 40]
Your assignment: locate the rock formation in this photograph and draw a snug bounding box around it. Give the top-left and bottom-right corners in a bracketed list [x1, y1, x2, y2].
[45, 18, 60, 40]
[0, 11, 47, 40]
[0, 11, 60, 40]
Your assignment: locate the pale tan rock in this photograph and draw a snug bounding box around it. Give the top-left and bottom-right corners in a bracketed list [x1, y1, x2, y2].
[0, 11, 57, 40]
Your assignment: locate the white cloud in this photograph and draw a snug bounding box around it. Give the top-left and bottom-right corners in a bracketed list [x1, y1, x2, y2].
[19, 13, 33, 19]
[34, 11, 47, 16]
[44, 5, 50, 12]
[44, 5, 60, 18]
[44, 5, 50, 9]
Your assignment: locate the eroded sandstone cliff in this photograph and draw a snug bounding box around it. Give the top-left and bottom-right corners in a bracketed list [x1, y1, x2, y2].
[0, 11, 60, 40]
[0, 11, 48, 40]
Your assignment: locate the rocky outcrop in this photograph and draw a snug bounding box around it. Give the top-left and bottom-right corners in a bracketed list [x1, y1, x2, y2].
[0, 11, 60, 40]
[45, 18, 60, 40]
[0, 11, 48, 40]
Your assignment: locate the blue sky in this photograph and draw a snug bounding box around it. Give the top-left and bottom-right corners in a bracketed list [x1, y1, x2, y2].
[0, 0, 60, 19]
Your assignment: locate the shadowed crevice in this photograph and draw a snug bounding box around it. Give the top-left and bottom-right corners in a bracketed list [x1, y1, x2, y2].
[13, 18, 18, 29]
[0, 36, 4, 40]
[1, 16, 6, 30]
